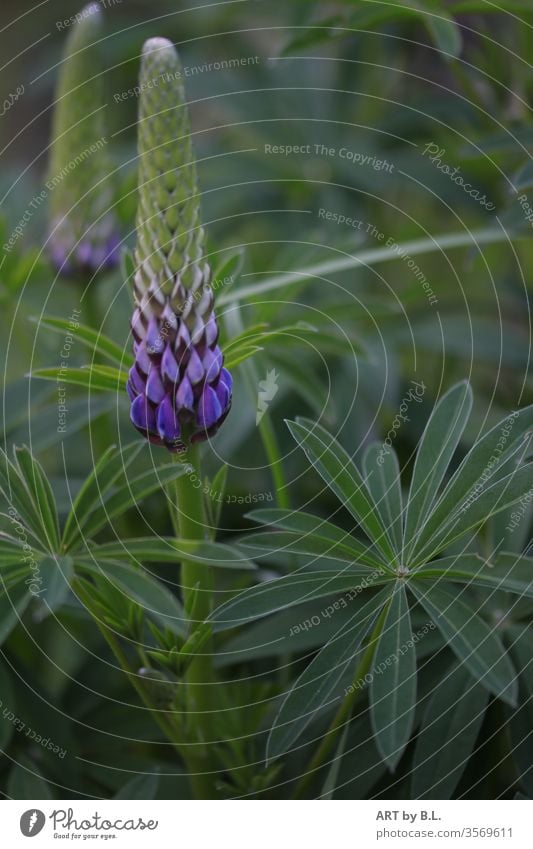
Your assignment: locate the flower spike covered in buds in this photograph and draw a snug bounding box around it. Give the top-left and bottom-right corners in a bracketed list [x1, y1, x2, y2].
[128, 37, 232, 452]
[47, 2, 120, 276]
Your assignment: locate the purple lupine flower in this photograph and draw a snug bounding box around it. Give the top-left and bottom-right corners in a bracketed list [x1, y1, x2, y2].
[127, 38, 232, 451]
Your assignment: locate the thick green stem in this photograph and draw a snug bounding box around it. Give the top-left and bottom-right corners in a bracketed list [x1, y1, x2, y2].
[172, 445, 218, 798]
[293, 606, 389, 799]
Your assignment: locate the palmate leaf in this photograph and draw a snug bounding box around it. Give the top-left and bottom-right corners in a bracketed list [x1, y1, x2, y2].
[76, 558, 186, 637]
[14, 446, 60, 552]
[409, 403, 533, 563]
[211, 570, 394, 631]
[370, 582, 417, 771]
[411, 662, 488, 799]
[35, 556, 74, 617]
[62, 442, 144, 550]
[363, 444, 403, 556]
[82, 537, 256, 571]
[412, 552, 533, 598]
[79, 462, 192, 541]
[243, 508, 388, 570]
[409, 582, 518, 706]
[266, 587, 391, 763]
[0, 447, 56, 553]
[286, 419, 397, 564]
[403, 381, 472, 560]
[411, 463, 533, 566]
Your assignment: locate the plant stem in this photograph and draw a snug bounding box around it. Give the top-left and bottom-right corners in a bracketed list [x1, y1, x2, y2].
[96, 621, 181, 750]
[292, 606, 389, 799]
[172, 444, 218, 799]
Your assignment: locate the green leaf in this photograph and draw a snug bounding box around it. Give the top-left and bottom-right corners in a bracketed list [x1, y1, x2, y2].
[0, 532, 47, 566]
[413, 463, 533, 565]
[62, 442, 144, 550]
[217, 227, 514, 306]
[34, 556, 74, 618]
[32, 365, 127, 393]
[210, 245, 244, 292]
[424, 8, 462, 57]
[0, 448, 52, 551]
[223, 344, 263, 370]
[7, 756, 53, 799]
[80, 462, 191, 540]
[114, 772, 160, 799]
[33, 316, 132, 368]
[216, 597, 373, 666]
[413, 553, 533, 598]
[14, 446, 60, 551]
[410, 582, 518, 706]
[286, 418, 396, 564]
[241, 531, 386, 572]
[266, 587, 391, 762]
[363, 444, 403, 556]
[211, 571, 392, 630]
[0, 580, 32, 645]
[76, 559, 186, 636]
[0, 659, 15, 749]
[247, 508, 387, 569]
[410, 405, 533, 563]
[86, 537, 256, 570]
[404, 382, 472, 559]
[11, 396, 115, 452]
[321, 724, 350, 799]
[513, 161, 533, 194]
[370, 582, 416, 770]
[411, 663, 488, 799]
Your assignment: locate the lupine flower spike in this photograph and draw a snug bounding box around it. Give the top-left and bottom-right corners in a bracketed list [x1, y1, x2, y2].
[128, 38, 232, 452]
[47, 2, 120, 275]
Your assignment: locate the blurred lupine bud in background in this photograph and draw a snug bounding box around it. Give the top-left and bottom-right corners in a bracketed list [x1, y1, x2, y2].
[47, 2, 120, 276]
[127, 38, 232, 452]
